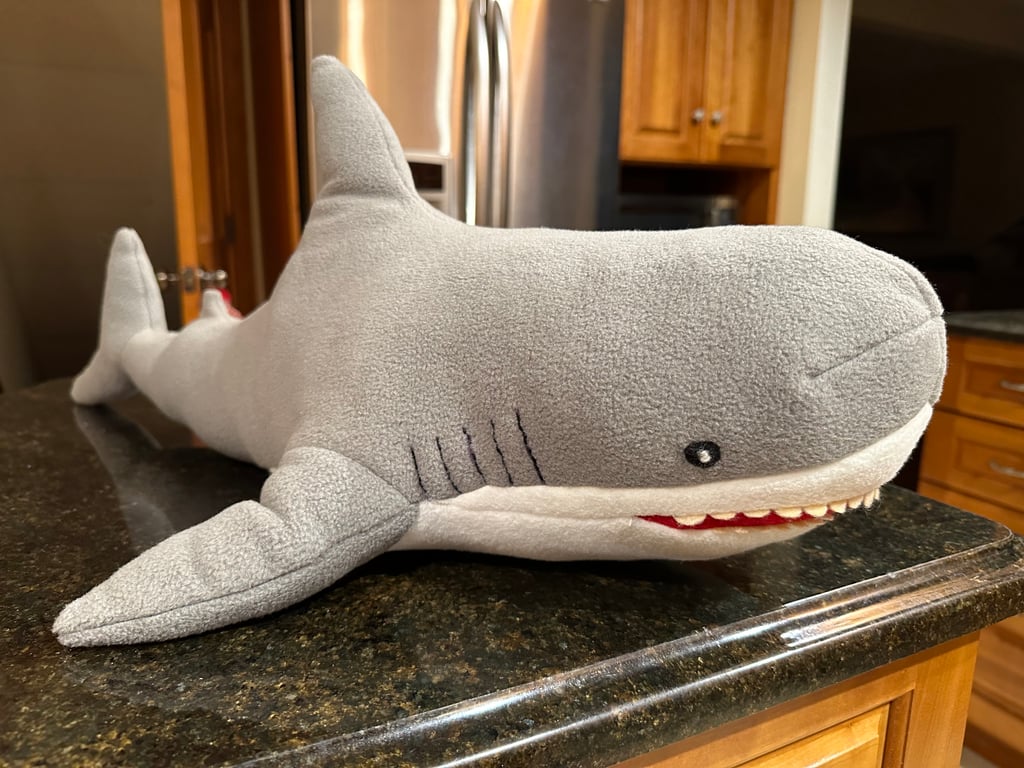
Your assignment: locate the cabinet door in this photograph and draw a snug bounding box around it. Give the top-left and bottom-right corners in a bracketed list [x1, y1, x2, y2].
[619, 0, 708, 163]
[737, 707, 888, 768]
[702, 0, 792, 167]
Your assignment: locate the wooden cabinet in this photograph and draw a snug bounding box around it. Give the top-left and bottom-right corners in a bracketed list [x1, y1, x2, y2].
[614, 635, 978, 768]
[919, 334, 1024, 766]
[619, 0, 792, 168]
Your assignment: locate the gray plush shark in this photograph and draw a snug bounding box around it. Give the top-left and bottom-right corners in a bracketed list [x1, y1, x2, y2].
[53, 57, 946, 646]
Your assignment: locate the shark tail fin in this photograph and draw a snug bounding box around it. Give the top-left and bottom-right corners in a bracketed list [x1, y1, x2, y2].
[71, 228, 167, 405]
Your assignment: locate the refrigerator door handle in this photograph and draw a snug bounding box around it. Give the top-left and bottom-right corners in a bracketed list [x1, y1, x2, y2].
[460, 0, 492, 225]
[487, 0, 511, 228]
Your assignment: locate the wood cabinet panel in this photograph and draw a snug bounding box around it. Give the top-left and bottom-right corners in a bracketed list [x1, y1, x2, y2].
[968, 693, 1024, 763]
[965, 613, 1024, 766]
[918, 331, 1024, 766]
[974, 617, 1024, 720]
[736, 706, 887, 768]
[942, 335, 1024, 429]
[614, 635, 977, 768]
[619, 0, 791, 168]
[919, 409, 1024, 512]
[620, 0, 707, 162]
[703, 0, 791, 166]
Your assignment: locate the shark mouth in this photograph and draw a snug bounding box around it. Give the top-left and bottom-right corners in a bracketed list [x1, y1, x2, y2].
[638, 487, 881, 531]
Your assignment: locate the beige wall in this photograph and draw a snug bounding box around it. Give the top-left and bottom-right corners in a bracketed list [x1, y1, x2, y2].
[776, 0, 852, 228]
[0, 0, 177, 384]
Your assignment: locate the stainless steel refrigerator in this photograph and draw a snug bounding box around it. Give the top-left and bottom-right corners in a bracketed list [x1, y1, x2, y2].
[303, 0, 625, 230]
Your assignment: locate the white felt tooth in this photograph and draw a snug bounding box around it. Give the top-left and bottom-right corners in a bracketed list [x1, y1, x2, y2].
[673, 514, 707, 527]
[804, 504, 829, 518]
[847, 496, 865, 509]
[831, 500, 849, 512]
[870, 488, 881, 504]
[745, 510, 772, 519]
[776, 507, 803, 519]
[710, 512, 737, 521]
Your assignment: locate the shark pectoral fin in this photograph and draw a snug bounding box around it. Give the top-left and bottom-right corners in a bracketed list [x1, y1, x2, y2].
[53, 447, 415, 646]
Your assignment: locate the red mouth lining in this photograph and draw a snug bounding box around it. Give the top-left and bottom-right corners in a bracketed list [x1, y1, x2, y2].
[639, 510, 836, 530]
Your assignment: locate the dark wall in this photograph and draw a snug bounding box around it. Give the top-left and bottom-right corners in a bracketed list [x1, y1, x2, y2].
[836, 21, 1024, 311]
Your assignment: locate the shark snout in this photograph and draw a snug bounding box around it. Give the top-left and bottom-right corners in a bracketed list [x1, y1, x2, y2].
[802, 241, 944, 389]
[797, 253, 946, 459]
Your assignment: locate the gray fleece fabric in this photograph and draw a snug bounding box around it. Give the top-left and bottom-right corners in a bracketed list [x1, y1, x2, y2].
[54, 57, 946, 646]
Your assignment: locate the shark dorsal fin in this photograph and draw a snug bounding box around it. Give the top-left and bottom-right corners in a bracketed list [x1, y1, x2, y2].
[311, 56, 417, 201]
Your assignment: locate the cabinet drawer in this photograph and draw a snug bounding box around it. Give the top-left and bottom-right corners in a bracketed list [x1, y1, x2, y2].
[944, 335, 1024, 429]
[920, 410, 1024, 514]
[736, 706, 888, 768]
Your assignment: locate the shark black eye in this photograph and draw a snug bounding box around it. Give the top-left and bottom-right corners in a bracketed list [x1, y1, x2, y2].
[684, 441, 720, 468]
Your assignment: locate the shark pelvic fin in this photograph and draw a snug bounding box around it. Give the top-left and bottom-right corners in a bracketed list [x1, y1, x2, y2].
[310, 56, 417, 202]
[71, 229, 167, 405]
[199, 289, 231, 320]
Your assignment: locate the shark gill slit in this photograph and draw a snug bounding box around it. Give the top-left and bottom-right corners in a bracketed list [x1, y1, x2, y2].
[514, 408, 545, 484]
[435, 436, 463, 493]
[489, 419, 514, 485]
[462, 426, 487, 483]
[409, 445, 428, 498]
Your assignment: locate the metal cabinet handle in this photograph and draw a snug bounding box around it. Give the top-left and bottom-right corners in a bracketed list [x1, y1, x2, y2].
[999, 379, 1024, 393]
[710, 110, 723, 126]
[156, 267, 228, 293]
[199, 269, 229, 290]
[691, 108, 705, 124]
[989, 460, 1024, 479]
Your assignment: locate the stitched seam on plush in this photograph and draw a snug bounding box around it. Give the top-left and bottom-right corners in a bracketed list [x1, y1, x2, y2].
[435, 436, 462, 493]
[515, 409, 546, 484]
[490, 419, 514, 485]
[807, 315, 943, 379]
[462, 426, 487, 484]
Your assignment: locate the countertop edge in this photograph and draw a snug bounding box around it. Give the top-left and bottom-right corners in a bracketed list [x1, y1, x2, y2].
[945, 312, 1024, 344]
[241, 533, 1024, 768]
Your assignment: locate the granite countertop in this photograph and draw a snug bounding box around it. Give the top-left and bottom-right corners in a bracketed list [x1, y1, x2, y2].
[3, 381, 1024, 767]
[945, 310, 1024, 343]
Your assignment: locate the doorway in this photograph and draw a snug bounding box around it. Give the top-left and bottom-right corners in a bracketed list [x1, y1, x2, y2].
[161, 0, 302, 323]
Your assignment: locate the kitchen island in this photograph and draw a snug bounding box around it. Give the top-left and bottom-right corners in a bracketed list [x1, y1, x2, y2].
[2, 381, 1023, 767]
[920, 310, 1024, 766]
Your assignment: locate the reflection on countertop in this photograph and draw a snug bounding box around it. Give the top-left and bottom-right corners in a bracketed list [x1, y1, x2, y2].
[2, 380, 1024, 767]
[945, 310, 1024, 344]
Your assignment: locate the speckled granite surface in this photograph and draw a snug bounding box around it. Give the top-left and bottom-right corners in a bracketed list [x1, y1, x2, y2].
[2, 381, 1024, 767]
[945, 310, 1024, 344]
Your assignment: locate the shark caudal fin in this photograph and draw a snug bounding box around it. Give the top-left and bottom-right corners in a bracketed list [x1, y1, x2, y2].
[71, 228, 167, 405]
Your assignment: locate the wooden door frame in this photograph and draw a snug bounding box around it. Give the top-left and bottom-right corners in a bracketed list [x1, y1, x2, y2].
[161, 0, 300, 324]
[162, 0, 212, 324]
